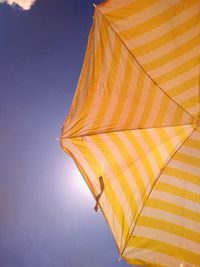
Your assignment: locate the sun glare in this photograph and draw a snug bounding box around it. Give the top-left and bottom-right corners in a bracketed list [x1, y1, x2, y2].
[59, 158, 93, 205]
[70, 165, 91, 196]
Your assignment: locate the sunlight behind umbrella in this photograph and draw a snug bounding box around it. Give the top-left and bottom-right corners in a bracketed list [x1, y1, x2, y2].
[69, 162, 91, 197]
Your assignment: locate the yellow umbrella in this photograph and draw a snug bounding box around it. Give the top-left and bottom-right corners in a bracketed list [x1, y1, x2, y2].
[60, 1, 200, 266]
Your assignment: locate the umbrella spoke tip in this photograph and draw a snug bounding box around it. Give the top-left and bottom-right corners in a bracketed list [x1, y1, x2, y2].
[193, 117, 200, 132]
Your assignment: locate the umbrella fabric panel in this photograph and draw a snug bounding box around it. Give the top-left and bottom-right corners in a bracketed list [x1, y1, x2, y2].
[99, 0, 200, 117]
[60, 0, 200, 266]
[61, 7, 192, 139]
[61, 125, 193, 253]
[123, 131, 200, 266]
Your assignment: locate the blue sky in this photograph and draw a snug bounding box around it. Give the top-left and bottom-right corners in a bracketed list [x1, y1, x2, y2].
[0, 1, 133, 266]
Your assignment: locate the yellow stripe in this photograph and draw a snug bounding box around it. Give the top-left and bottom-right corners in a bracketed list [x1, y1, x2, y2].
[122, 73, 145, 128]
[181, 95, 198, 109]
[174, 152, 199, 167]
[187, 139, 200, 149]
[88, 37, 123, 133]
[152, 94, 170, 126]
[126, 256, 165, 267]
[139, 84, 157, 126]
[108, 55, 134, 127]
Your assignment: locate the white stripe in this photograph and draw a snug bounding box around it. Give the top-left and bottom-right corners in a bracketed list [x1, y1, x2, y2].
[115, 131, 141, 161]
[191, 132, 200, 142]
[169, 159, 200, 175]
[134, 160, 152, 188]
[137, 23, 200, 64]
[124, 1, 199, 49]
[150, 45, 199, 77]
[151, 190, 200, 215]
[161, 101, 180, 125]
[179, 144, 200, 158]
[141, 207, 200, 234]
[113, 0, 180, 32]
[117, 62, 139, 129]
[152, 127, 182, 163]
[161, 66, 199, 89]
[179, 111, 193, 125]
[159, 175, 200, 196]
[187, 103, 199, 116]
[123, 247, 199, 267]
[134, 225, 200, 255]
[172, 86, 198, 101]
[85, 136, 134, 229]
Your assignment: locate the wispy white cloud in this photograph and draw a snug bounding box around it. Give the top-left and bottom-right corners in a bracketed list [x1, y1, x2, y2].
[0, 0, 36, 10]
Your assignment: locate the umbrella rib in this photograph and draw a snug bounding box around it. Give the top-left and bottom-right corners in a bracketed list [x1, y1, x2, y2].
[61, 124, 192, 139]
[96, 8, 195, 120]
[120, 128, 195, 257]
[199, 58, 200, 115]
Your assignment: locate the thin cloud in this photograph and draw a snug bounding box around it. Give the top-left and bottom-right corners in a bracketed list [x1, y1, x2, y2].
[0, 0, 36, 10]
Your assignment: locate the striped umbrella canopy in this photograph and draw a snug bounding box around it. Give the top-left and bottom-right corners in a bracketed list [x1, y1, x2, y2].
[60, 1, 200, 266]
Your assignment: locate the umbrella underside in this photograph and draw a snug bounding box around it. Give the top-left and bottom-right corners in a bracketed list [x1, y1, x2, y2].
[60, 1, 200, 266]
